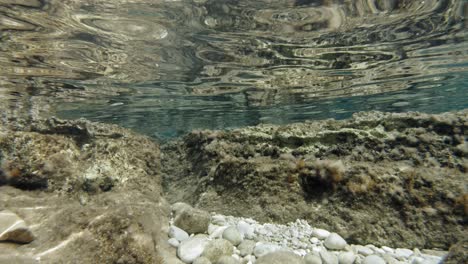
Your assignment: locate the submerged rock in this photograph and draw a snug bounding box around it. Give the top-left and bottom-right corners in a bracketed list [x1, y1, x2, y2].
[0, 210, 34, 243]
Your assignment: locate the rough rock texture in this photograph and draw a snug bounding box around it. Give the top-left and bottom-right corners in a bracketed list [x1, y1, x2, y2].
[0, 117, 170, 263]
[162, 111, 467, 250]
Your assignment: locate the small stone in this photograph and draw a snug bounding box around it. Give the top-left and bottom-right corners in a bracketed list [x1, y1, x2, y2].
[223, 226, 243, 246]
[256, 251, 304, 264]
[312, 228, 330, 240]
[217, 255, 239, 264]
[355, 245, 373, 256]
[238, 240, 256, 257]
[168, 238, 180, 248]
[174, 207, 211, 234]
[320, 250, 338, 264]
[363, 255, 385, 264]
[0, 210, 34, 243]
[323, 233, 347, 250]
[395, 248, 413, 259]
[241, 255, 256, 264]
[212, 215, 226, 226]
[253, 242, 282, 258]
[304, 253, 322, 264]
[193, 256, 212, 264]
[237, 221, 255, 239]
[210, 226, 229, 239]
[169, 225, 189, 242]
[382, 246, 394, 253]
[177, 234, 210, 263]
[201, 239, 234, 263]
[338, 251, 356, 264]
[310, 237, 320, 244]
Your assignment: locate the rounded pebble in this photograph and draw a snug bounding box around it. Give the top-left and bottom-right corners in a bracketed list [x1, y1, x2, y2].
[217, 255, 239, 264]
[338, 251, 356, 264]
[253, 242, 282, 258]
[169, 225, 189, 242]
[223, 226, 243, 246]
[238, 240, 256, 257]
[363, 255, 385, 264]
[312, 228, 330, 240]
[202, 239, 234, 263]
[168, 237, 180, 248]
[193, 256, 212, 264]
[324, 233, 347, 250]
[177, 234, 210, 263]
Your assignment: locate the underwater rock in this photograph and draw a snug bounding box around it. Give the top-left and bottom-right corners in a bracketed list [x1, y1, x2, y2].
[0, 210, 34, 243]
[0, 117, 168, 263]
[162, 110, 468, 249]
[201, 238, 234, 263]
[222, 226, 243, 246]
[174, 206, 211, 235]
[323, 233, 347, 250]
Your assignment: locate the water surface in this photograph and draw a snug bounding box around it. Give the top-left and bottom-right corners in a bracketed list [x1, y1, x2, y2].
[0, 0, 467, 139]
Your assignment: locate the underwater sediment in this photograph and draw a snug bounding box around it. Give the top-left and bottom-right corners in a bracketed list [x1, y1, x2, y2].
[0, 110, 466, 263]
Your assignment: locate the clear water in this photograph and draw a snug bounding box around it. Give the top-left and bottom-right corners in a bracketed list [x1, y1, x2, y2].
[0, 0, 467, 139]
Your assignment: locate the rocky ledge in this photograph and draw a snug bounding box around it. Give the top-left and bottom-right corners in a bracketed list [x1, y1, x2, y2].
[0, 117, 175, 263]
[162, 111, 467, 260]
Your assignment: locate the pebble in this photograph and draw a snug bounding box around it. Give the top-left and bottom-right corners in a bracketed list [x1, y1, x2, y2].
[363, 255, 386, 264]
[253, 242, 282, 258]
[169, 225, 189, 242]
[338, 251, 356, 264]
[238, 240, 256, 257]
[256, 251, 304, 264]
[237, 221, 255, 239]
[312, 228, 330, 239]
[354, 245, 374, 256]
[201, 239, 234, 263]
[0, 210, 34, 243]
[304, 253, 323, 264]
[320, 250, 338, 264]
[168, 238, 180, 247]
[177, 234, 210, 263]
[223, 226, 243, 246]
[324, 233, 347, 250]
[395, 248, 414, 259]
[168, 206, 448, 264]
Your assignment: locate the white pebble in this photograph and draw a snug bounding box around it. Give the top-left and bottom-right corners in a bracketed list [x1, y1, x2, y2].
[319, 250, 338, 264]
[363, 255, 385, 264]
[355, 245, 374, 256]
[177, 235, 209, 263]
[237, 220, 255, 239]
[323, 233, 347, 250]
[338, 251, 356, 264]
[382, 246, 394, 253]
[169, 225, 189, 242]
[395, 248, 414, 259]
[168, 238, 179, 248]
[253, 242, 282, 258]
[312, 228, 330, 240]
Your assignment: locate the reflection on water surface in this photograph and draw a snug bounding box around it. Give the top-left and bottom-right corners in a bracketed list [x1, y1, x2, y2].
[0, 0, 467, 138]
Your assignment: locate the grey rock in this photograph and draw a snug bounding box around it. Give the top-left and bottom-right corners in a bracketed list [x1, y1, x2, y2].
[177, 234, 210, 263]
[320, 250, 338, 264]
[172, 202, 192, 216]
[222, 226, 243, 246]
[0, 210, 34, 243]
[193, 256, 212, 264]
[312, 229, 330, 240]
[304, 253, 322, 264]
[238, 240, 256, 257]
[169, 225, 189, 242]
[202, 239, 234, 263]
[174, 207, 211, 234]
[363, 255, 385, 264]
[324, 233, 347, 250]
[216, 256, 240, 264]
[256, 251, 304, 264]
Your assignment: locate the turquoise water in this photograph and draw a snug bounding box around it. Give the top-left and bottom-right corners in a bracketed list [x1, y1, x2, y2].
[0, 0, 467, 139]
